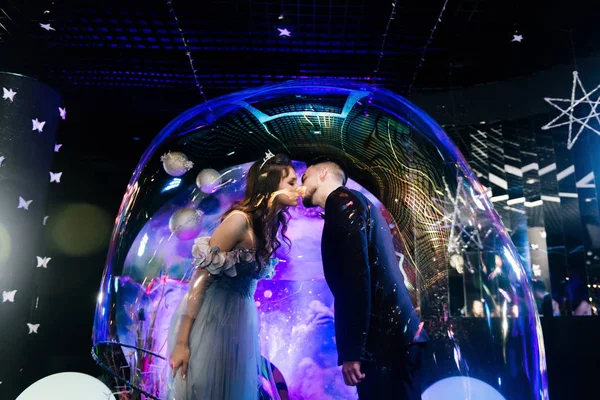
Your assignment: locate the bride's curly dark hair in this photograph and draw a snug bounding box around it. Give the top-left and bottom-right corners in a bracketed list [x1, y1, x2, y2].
[221, 153, 293, 267]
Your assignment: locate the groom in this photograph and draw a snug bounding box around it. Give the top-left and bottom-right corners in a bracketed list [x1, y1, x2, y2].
[301, 156, 428, 400]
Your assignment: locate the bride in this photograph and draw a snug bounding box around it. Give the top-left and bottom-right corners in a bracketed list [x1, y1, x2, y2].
[167, 153, 301, 400]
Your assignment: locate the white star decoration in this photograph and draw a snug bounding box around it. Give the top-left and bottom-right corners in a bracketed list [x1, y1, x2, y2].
[2, 87, 16, 101]
[542, 71, 600, 150]
[37, 256, 51, 268]
[278, 28, 291, 37]
[512, 34, 523, 42]
[59, 107, 66, 120]
[32, 118, 46, 133]
[27, 323, 40, 334]
[2, 290, 17, 303]
[18, 197, 32, 210]
[40, 23, 55, 31]
[49, 171, 62, 183]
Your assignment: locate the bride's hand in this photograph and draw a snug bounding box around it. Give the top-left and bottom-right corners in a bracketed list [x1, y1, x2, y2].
[269, 188, 302, 206]
[170, 343, 191, 379]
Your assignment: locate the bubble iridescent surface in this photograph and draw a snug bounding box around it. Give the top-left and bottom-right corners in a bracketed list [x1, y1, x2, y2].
[92, 79, 547, 400]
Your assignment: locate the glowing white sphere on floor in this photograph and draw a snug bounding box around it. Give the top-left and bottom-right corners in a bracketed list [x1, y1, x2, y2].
[16, 372, 114, 400]
[422, 377, 506, 400]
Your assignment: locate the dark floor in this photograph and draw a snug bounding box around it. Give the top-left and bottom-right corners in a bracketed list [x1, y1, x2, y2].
[542, 317, 600, 400]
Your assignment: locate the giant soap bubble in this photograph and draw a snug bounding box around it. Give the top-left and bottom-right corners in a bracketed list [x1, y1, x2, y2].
[92, 80, 548, 399]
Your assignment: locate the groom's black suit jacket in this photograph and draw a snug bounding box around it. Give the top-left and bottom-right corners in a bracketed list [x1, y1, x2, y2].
[321, 187, 428, 367]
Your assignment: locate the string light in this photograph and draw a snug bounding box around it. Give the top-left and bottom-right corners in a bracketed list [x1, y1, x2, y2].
[166, 0, 211, 109]
[407, 0, 449, 95]
[372, 1, 398, 83]
[0, 7, 14, 42]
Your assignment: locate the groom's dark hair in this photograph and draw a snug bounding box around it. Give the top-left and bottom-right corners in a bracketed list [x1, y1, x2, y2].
[305, 155, 348, 186]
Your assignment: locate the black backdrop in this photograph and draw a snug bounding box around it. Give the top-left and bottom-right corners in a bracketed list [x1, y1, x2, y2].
[0, 72, 61, 397]
[0, 72, 173, 399]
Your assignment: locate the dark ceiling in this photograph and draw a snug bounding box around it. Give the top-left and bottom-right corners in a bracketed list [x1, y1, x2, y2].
[2, 0, 600, 110]
[1, 0, 600, 165]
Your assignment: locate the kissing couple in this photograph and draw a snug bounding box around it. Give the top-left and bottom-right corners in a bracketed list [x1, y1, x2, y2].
[166, 152, 428, 400]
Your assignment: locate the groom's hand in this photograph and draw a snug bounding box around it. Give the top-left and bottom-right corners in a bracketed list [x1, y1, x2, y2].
[342, 361, 365, 386]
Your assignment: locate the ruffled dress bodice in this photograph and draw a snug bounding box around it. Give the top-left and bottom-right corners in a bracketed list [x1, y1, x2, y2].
[191, 236, 277, 298]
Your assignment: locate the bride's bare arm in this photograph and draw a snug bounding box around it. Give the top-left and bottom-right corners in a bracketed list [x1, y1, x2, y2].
[176, 212, 250, 345]
[175, 268, 213, 346]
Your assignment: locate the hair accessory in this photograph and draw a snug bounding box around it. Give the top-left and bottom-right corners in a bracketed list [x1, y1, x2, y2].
[260, 150, 276, 170]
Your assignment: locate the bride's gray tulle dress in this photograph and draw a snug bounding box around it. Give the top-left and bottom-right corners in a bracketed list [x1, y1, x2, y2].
[166, 236, 277, 400]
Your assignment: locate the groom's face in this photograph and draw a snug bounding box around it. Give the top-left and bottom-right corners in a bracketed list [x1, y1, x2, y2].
[301, 166, 319, 208]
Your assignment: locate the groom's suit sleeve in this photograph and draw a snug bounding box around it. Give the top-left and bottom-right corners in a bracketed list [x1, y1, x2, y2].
[326, 192, 371, 364]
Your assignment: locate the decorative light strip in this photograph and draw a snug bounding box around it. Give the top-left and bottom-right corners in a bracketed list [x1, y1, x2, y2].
[372, 1, 398, 83]
[166, 0, 211, 109]
[407, 0, 449, 95]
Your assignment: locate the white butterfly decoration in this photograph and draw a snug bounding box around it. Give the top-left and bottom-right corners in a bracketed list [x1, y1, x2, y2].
[49, 172, 62, 183]
[27, 323, 40, 334]
[59, 107, 66, 120]
[36, 256, 51, 268]
[2, 290, 17, 303]
[18, 197, 32, 210]
[2, 87, 16, 102]
[32, 118, 46, 133]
